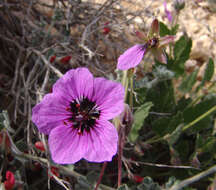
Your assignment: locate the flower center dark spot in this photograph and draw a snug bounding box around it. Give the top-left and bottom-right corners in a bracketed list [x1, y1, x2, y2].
[67, 97, 100, 135]
[144, 37, 159, 49]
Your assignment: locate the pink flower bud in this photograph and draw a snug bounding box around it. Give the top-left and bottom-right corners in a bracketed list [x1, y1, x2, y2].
[35, 141, 45, 152]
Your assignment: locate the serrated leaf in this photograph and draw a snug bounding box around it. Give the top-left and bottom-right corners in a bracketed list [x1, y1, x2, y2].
[117, 184, 129, 190]
[129, 102, 153, 142]
[159, 22, 170, 37]
[178, 69, 198, 93]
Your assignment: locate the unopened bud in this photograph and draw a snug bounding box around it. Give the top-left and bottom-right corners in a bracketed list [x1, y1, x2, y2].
[4, 171, 15, 190]
[174, 0, 185, 12]
[119, 104, 133, 136]
[35, 141, 45, 152]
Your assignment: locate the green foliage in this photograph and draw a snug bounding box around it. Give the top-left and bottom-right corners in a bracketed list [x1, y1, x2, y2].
[153, 112, 183, 137]
[76, 176, 92, 190]
[159, 22, 170, 37]
[146, 80, 176, 112]
[129, 102, 153, 142]
[117, 184, 130, 190]
[137, 177, 161, 190]
[203, 58, 215, 82]
[159, 22, 179, 36]
[196, 58, 215, 92]
[165, 176, 180, 188]
[178, 69, 198, 93]
[168, 35, 192, 76]
[183, 95, 216, 132]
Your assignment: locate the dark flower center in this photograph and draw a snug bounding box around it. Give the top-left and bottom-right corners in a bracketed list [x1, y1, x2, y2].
[146, 37, 159, 49]
[67, 97, 100, 135]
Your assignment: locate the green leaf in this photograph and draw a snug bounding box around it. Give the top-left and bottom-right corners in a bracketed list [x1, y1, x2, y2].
[137, 177, 161, 190]
[196, 136, 216, 154]
[196, 58, 215, 92]
[183, 95, 216, 132]
[146, 80, 176, 113]
[165, 176, 180, 188]
[202, 58, 215, 83]
[159, 22, 171, 37]
[174, 36, 187, 60]
[117, 184, 130, 190]
[129, 102, 153, 142]
[166, 124, 184, 145]
[153, 112, 183, 137]
[172, 36, 192, 76]
[171, 24, 179, 35]
[178, 69, 198, 93]
[77, 176, 92, 190]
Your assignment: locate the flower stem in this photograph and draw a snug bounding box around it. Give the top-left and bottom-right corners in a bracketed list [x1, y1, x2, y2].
[183, 105, 216, 131]
[122, 70, 129, 101]
[118, 127, 125, 187]
[129, 76, 134, 108]
[95, 162, 107, 190]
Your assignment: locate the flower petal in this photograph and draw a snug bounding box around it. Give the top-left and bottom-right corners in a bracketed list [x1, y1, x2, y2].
[91, 78, 124, 120]
[32, 93, 69, 134]
[148, 19, 159, 37]
[117, 45, 146, 70]
[159, 35, 175, 47]
[53, 68, 94, 100]
[48, 125, 87, 164]
[48, 120, 118, 164]
[84, 120, 118, 162]
[164, 1, 173, 23]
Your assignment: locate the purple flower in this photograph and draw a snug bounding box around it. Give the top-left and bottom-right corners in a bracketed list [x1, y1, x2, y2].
[163, 1, 173, 23]
[32, 68, 124, 164]
[117, 45, 147, 71]
[117, 19, 175, 70]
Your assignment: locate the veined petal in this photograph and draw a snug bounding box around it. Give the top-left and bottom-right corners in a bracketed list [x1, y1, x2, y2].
[159, 35, 175, 47]
[84, 120, 118, 162]
[32, 93, 69, 135]
[48, 120, 118, 164]
[48, 125, 87, 164]
[53, 68, 94, 100]
[117, 45, 146, 70]
[91, 77, 124, 120]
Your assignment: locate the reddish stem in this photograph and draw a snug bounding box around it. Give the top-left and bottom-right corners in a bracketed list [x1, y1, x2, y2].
[94, 162, 107, 190]
[118, 128, 125, 187]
